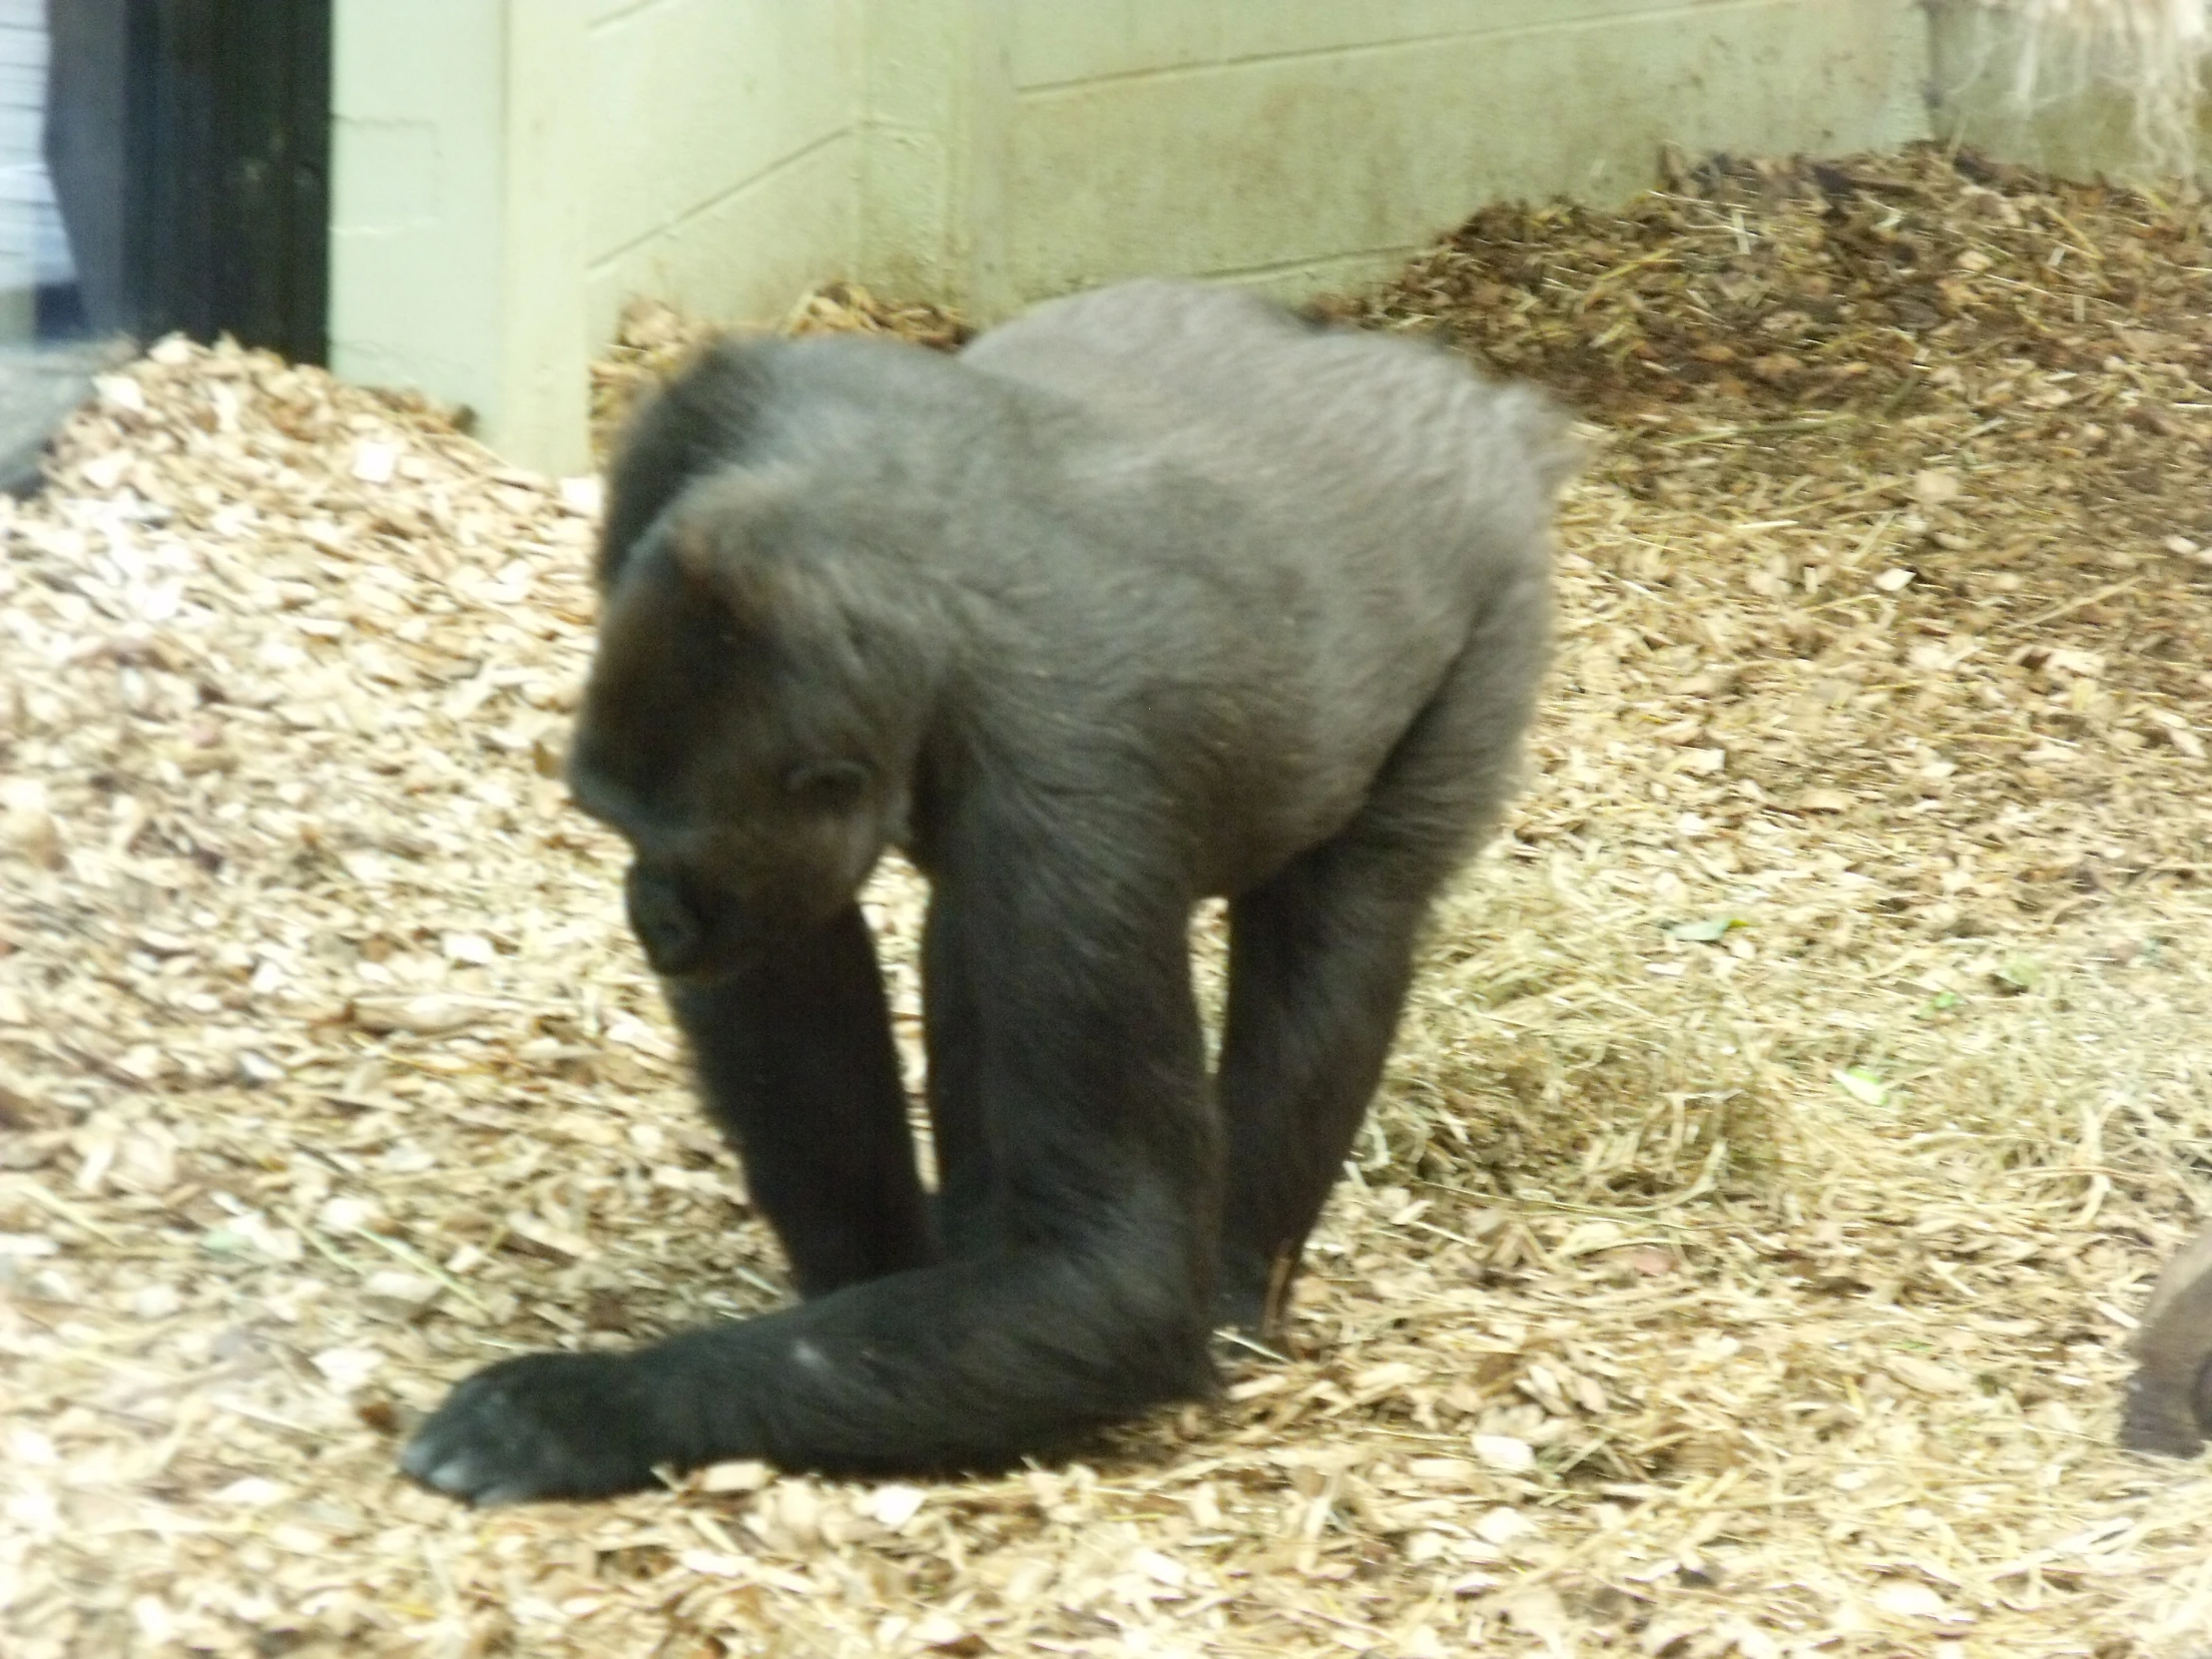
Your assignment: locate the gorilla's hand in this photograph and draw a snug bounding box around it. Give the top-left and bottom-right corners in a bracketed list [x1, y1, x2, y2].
[401, 1351, 694, 1504]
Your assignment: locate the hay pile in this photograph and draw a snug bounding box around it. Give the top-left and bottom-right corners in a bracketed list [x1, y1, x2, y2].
[1966, 0, 2212, 178]
[6, 144, 2212, 1655]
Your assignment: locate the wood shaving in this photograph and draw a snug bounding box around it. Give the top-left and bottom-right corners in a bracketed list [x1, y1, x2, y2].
[5, 145, 2212, 1655]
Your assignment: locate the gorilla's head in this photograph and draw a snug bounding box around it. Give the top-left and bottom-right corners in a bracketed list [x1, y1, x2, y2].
[567, 468, 936, 980]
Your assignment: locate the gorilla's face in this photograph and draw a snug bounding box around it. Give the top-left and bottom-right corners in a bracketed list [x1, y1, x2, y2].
[566, 544, 905, 981]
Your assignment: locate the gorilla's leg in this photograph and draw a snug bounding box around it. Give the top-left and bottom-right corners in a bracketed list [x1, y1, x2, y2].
[404, 879, 1219, 1500]
[1214, 629, 1542, 1332]
[668, 905, 933, 1298]
[1211, 842, 1441, 1332]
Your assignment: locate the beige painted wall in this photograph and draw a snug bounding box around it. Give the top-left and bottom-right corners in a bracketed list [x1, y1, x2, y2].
[987, 0, 1931, 310]
[331, 0, 1935, 472]
[329, 2, 591, 475]
[582, 0, 863, 347]
[329, 3, 511, 443]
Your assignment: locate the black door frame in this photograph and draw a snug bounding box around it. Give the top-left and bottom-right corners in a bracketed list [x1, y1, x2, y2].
[46, 0, 331, 363]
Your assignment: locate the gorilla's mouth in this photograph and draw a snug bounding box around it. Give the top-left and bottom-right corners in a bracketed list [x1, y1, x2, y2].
[624, 863, 730, 977]
[624, 862, 847, 981]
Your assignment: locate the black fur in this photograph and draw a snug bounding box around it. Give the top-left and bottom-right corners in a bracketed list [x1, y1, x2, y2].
[400, 279, 1569, 1503]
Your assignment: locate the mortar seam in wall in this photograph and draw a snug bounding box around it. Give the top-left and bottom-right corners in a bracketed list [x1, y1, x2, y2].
[1015, 0, 1899, 99]
[584, 0, 670, 36]
[585, 126, 856, 279]
[1183, 247, 1428, 286]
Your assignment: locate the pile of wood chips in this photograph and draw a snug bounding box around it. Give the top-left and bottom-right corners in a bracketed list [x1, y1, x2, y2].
[6, 144, 2212, 1656]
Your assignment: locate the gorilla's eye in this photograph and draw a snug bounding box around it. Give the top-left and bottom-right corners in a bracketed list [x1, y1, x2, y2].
[784, 760, 871, 812]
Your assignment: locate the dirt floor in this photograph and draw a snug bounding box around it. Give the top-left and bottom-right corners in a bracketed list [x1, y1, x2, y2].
[8, 144, 2212, 1657]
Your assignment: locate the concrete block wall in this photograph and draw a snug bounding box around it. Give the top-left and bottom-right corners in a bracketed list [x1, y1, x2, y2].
[987, 0, 1930, 309]
[330, 0, 1936, 473]
[582, 0, 862, 348]
[330, 2, 583, 471]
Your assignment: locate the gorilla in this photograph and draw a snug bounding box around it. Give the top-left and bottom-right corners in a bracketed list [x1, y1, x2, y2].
[400, 279, 1569, 1503]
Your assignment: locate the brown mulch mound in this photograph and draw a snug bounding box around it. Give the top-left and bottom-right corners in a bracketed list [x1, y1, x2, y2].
[4, 146, 2212, 1656]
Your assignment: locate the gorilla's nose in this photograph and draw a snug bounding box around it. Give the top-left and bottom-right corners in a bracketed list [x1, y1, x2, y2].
[625, 865, 705, 976]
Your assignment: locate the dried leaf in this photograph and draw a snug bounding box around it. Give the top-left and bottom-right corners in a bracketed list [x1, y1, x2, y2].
[1664, 915, 1742, 942]
[1833, 1067, 1890, 1107]
[1471, 1434, 1535, 1473]
[1871, 1579, 1966, 1623]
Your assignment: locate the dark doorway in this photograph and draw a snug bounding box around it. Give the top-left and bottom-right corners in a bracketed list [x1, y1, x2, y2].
[46, 0, 330, 362]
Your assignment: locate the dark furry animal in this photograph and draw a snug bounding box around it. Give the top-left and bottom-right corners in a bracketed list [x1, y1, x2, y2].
[400, 278, 1569, 1503]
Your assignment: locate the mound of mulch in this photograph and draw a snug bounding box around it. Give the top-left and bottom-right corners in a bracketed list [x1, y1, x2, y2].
[4, 146, 2212, 1657]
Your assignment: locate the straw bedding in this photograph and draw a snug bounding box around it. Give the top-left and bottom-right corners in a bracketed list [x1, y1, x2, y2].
[1964, 0, 2212, 179]
[6, 144, 2212, 1656]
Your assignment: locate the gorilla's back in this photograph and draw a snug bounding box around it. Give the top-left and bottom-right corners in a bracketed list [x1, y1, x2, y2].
[921, 280, 1556, 886]
[616, 283, 1562, 888]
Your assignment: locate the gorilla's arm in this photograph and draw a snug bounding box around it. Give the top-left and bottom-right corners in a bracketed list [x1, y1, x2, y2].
[400, 833, 1220, 1497]
[668, 906, 932, 1299]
